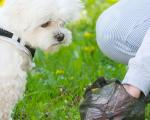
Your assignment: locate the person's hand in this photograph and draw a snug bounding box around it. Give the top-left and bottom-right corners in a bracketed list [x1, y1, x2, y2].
[123, 84, 141, 98]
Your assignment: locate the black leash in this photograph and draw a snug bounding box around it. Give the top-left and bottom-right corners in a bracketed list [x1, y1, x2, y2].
[0, 28, 35, 57]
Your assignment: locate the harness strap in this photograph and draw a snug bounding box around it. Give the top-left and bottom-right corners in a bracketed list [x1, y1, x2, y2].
[0, 28, 35, 57]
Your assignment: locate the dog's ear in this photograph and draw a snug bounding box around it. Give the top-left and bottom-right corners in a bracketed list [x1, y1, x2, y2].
[0, 0, 5, 7]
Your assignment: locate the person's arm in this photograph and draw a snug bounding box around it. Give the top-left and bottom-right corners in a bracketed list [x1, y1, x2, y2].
[122, 27, 150, 97]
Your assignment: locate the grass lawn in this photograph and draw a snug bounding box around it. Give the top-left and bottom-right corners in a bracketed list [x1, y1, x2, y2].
[13, 0, 150, 119]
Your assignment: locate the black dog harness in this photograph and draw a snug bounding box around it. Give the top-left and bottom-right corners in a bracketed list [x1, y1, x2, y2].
[0, 28, 35, 57]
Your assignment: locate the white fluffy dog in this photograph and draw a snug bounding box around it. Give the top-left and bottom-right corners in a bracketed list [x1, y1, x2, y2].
[0, 0, 82, 119]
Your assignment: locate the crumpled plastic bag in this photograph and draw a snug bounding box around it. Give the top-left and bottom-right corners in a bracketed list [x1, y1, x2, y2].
[79, 77, 150, 120]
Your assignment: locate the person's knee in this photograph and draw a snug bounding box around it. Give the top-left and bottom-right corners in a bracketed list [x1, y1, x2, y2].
[96, 17, 112, 56]
[96, 19, 131, 64]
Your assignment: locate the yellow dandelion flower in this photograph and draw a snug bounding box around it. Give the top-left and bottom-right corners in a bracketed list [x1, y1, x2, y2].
[83, 46, 96, 54]
[84, 32, 94, 39]
[106, 0, 118, 4]
[56, 69, 64, 75]
[0, 0, 5, 7]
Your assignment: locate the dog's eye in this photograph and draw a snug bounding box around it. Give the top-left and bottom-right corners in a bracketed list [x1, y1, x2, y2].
[41, 21, 51, 28]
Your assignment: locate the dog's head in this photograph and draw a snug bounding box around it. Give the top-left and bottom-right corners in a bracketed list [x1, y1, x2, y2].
[0, 0, 82, 51]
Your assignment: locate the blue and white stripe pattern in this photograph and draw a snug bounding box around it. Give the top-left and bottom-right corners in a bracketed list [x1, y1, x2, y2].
[96, 0, 150, 64]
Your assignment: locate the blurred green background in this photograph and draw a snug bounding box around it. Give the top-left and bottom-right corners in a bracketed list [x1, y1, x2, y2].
[13, 0, 150, 119]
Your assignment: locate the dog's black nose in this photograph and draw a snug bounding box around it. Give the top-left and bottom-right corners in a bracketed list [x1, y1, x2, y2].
[54, 33, 64, 42]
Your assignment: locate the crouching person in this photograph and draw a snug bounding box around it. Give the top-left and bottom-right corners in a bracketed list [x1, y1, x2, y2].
[80, 0, 150, 119]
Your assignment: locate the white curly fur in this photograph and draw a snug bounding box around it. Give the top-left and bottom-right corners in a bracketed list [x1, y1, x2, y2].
[0, 0, 82, 119]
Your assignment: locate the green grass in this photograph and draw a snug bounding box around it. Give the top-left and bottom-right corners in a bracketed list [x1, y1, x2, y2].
[13, 0, 150, 119]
